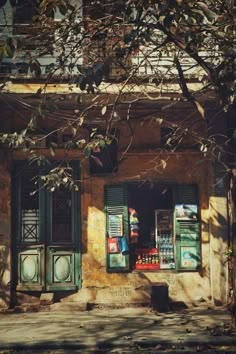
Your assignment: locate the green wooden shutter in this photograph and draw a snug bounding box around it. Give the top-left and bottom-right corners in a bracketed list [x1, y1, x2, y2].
[175, 184, 201, 271]
[105, 184, 129, 272]
[13, 161, 44, 291]
[13, 161, 81, 291]
[46, 161, 81, 290]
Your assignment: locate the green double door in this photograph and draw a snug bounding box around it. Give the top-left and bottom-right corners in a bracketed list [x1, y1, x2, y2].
[13, 162, 81, 292]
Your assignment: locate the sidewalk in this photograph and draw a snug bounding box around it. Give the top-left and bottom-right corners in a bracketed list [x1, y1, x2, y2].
[0, 305, 235, 352]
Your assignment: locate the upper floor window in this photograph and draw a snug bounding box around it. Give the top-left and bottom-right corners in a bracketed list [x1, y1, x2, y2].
[84, 0, 125, 20]
[14, 0, 38, 24]
[89, 129, 119, 174]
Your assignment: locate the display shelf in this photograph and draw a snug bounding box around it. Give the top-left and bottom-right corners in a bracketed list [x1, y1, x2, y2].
[135, 263, 160, 270]
[134, 247, 160, 270]
[155, 210, 175, 270]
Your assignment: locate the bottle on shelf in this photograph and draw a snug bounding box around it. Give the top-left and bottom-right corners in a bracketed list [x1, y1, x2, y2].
[145, 254, 149, 264]
[137, 254, 142, 264]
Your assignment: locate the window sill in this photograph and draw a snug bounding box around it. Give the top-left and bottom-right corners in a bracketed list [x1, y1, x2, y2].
[135, 264, 160, 271]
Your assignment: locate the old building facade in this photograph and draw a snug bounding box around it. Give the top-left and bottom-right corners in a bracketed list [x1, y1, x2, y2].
[0, 0, 231, 310]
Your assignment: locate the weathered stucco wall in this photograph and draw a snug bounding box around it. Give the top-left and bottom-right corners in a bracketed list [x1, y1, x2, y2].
[0, 148, 229, 309]
[63, 152, 226, 307]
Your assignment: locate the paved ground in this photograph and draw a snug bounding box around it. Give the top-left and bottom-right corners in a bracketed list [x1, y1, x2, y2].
[0, 306, 235, 353]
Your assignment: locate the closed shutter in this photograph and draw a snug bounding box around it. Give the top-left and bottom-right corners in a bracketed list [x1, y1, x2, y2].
[175, 184, 201, 271]
[175, 184, 199, 205]
[105, 184, 129, 272]
[13, 161, 81, 292]
[46, 161, 81, 291]
[13, 162, 45, 291]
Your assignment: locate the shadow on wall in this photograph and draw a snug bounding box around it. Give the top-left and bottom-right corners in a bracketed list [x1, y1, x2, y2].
[81, 189, 230, 305]
[28, 187, 229, 307]
[209, 202, 229, 264]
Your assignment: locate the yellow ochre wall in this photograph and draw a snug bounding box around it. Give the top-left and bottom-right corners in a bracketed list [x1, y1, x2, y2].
[73, 151, 228, 307]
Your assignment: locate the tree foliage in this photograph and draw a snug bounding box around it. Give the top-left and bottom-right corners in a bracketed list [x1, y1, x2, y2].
[29, 0, 236, 106]
[0, 0, 235, 174]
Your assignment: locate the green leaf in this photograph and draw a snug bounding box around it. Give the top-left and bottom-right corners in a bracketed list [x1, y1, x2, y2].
[50, 142, 58, 148]
[79, 116, 84, 126]
[101, 106, 107, 115]
[194, 100, 205, 120]
[84, 146, 91, 157]
[72, 127, 77, 136]
[50, 146, 56, 156]
[0, 47, 4, 62]
[197, 2, 217, 21]
[4, 44, 14, 58]
[160, 159, 167, 169]
[156, 118, 163, 124]
[99, 139, 106, 148]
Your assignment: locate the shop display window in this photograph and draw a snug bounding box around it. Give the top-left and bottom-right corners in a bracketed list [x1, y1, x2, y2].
[105, 183, 201, 272]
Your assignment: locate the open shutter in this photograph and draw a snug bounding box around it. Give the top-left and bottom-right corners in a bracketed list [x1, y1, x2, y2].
[175, 184, 201, 271]
[105, 184, 129, 272]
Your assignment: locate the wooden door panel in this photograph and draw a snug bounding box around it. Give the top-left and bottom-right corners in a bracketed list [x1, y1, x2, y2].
[46, 247, 79, 291]
[13, 161, 81, 292]
[16, 246, 44, 291]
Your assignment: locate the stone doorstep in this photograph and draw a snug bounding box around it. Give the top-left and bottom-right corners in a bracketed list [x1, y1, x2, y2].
[15, 302, 88, 312]
[40, 292, 54, 306]
[11, 303, 40, 313]
[49, 301, 88, 311]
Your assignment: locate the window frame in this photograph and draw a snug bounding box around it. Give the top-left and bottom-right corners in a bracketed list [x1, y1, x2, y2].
[12, 160, 82, 291]
[89, 128, 119, 175]
[105, 182, 201, 273]
[13, 0, 39, 25]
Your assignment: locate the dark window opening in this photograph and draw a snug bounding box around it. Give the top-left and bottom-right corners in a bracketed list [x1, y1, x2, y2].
[14, 0, 38, 24]
[13, 0, 53, 52]
[0, 62, 14, 74]
[128, 183, 173, 249]
[15, 62, 29, 74]
[106, 183, 201, 272]
[52, 187, 72, 243]
[126, 183, 199, 271]
[84, 0, 125, 20]
[89, 129, 119, 174]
